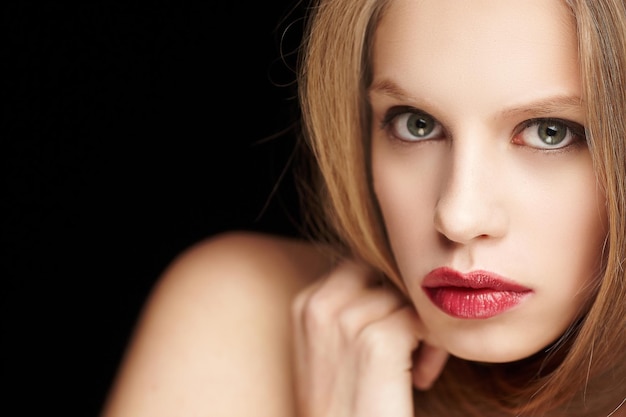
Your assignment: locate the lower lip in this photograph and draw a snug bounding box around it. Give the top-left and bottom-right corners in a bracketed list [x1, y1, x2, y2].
[424, 287, 531, 319]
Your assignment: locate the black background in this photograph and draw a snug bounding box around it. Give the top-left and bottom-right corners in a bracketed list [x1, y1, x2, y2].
[5, 1, 307, 415]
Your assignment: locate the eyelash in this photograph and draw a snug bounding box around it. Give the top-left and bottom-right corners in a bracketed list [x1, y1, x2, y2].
[511, 118, 586, 150]
[379, 106, 587, 151]
[380, 106, 446, 142]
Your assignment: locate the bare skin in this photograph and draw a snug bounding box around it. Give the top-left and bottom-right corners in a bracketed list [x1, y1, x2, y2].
[100, 232, 332, 417]
[100, 231, 448, 417]
[100, 231, 625, 417]
[100, 0, 625, 412]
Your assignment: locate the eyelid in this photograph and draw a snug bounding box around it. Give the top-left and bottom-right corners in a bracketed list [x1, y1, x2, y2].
[380, 105, 416, 127]
[510, 117, 588, 154]
[378, 108, 587, 151]
[514, 117, 586, 138]
[380, 106, 446, 142]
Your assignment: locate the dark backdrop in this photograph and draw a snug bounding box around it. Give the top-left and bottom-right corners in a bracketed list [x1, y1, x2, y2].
[5, 1, 306, 415]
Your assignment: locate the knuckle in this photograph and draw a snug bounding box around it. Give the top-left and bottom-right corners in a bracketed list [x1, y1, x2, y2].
[291, 290, 309, 317]
[299, 291, 335, 332]
[357, 322, 393, 359]
[336, 307, 363, 338]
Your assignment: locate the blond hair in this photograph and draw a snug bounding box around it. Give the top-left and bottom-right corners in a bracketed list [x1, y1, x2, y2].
[297, 0, 626, 415]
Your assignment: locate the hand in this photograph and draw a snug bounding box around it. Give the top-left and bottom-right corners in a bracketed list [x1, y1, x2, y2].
[292, 260, 448, 417]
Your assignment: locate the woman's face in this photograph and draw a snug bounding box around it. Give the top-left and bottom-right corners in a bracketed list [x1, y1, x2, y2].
[370, 0, 607, 362]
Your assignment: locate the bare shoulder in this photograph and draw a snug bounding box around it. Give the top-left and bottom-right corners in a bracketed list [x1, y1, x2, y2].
[156, 231, 330, 301]
[101, 231, 332, 417]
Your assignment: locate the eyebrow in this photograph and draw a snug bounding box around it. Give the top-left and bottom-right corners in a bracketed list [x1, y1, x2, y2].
[369, 78, 417, 102]
[369, 78, 584, 119]
[499, 95, 584, 119]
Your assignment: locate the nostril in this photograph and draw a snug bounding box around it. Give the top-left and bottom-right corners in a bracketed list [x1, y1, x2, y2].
[433, 195, 508, 244]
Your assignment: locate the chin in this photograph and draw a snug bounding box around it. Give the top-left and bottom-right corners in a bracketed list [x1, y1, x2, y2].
[426, 324, 564, 364]
[447, 345, 539, 364]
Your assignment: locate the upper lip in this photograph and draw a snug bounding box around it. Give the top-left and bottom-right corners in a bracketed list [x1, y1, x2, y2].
[422, 267, 532, 292]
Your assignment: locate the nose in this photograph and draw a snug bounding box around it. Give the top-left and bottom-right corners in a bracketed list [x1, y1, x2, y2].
[433, 139, 508, 245]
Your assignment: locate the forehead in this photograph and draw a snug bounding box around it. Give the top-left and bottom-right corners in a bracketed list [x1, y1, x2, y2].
[371, 0, 580, 109]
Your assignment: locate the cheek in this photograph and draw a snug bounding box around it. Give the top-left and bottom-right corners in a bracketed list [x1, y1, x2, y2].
[373, 173, 427, 231]
[519, 152, 606, 258]
[524, 175, 607, 293]
[372, 144, 442, 264]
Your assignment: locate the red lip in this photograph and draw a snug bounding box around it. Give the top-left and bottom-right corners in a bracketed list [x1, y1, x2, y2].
[422, 267, 532, 319]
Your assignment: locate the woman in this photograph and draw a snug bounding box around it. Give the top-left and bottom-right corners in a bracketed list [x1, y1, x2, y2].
[101, 0, 626, 416]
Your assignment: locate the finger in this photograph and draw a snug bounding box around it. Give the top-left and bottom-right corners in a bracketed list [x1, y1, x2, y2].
[357, 305, 422, 367]
[322, 259, 384, 292]
[336, 287, 406, 340]
[292, 260, 383, 333]
[293, 260, 379, 309]
[412, 343, 449, 390]
[351, 306, 423, 417]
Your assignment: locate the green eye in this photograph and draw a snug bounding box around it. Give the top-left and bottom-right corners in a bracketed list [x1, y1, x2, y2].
[407, 113, 437, 137]
[513, 118, 584, 150]
[382, 108, 443, 142]
[537, 121, 567, 145]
